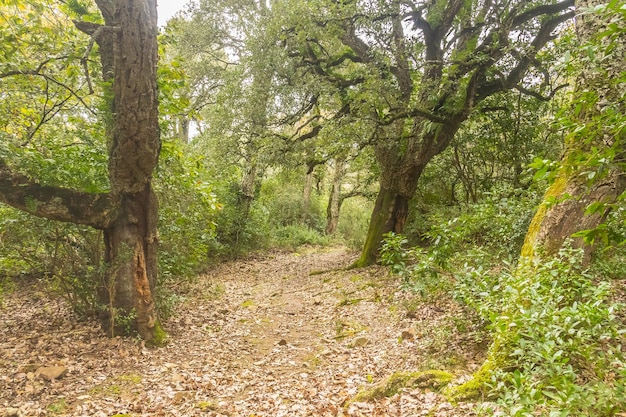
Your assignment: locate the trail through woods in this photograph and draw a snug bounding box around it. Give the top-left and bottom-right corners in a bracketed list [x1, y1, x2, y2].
[1, 246, 486, 416]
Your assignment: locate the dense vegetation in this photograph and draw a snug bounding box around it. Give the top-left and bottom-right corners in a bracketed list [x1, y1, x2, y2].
[0, 0, 624, 415]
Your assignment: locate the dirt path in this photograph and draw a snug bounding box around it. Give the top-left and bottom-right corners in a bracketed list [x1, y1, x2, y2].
[0, 246, 483, 416]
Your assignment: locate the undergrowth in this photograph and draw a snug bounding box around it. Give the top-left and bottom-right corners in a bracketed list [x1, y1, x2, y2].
[381, 223, 625, 416]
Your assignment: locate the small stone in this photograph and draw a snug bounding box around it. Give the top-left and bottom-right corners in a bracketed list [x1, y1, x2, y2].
[277, 339, 288, 346]
[352, 337, 369, 347]
[36, 366, 67, 381]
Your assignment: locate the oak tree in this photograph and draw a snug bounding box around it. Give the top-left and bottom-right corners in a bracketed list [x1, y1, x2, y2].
[0, 0, 165, 342]
[279, 0, 575, 265]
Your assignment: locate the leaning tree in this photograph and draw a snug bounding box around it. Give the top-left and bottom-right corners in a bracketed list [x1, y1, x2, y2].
[0, 0, 164, 343]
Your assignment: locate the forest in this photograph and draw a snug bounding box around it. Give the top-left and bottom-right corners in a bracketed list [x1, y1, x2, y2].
[0, 0, 624, 415]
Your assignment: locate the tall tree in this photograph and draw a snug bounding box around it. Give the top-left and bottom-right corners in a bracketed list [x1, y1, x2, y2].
[174, 0, 277, 240]
[279, 0, 575, 265]
[0, 0, 165, 343]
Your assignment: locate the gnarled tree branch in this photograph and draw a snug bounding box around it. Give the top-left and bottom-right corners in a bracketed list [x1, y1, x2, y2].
[0, 158, 113, 229]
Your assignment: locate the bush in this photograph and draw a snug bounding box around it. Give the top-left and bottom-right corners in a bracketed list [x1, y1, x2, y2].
[468, 246, 626, 416]
[337, 196, 372, 250]
[269, 224, 332, 249]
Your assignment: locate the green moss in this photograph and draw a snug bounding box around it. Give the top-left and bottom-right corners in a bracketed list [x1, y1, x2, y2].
[149, 320, 168, 347]
[445, 332, 512, 402]
[520, 171, 568, 259]
[117, 373, 142, 384]
[352, 370, 454, 403]
[110, 414, 132, 417]
[444, 363, 493, 402]
[47, 398, 68, 414]
[196, 401, 217, 411]
[106, 385, 122, 395]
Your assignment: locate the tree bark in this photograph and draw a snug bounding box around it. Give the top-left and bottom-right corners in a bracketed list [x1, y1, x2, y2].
[239, 158, 258, 221]
[96, 0, 163, 343]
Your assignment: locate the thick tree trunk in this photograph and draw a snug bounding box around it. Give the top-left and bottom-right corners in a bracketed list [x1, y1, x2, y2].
[520, 0, 625, 264]
[97, 0, 163, 342]
[355, 119, 462, 266]
[100, 185, 161, 341]
[352, 179, 412, 267]
[521, 168, 625, 263]
[0, 0, 163, 342]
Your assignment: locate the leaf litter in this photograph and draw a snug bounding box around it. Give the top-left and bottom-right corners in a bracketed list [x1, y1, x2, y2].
[0, 246, 489, 416]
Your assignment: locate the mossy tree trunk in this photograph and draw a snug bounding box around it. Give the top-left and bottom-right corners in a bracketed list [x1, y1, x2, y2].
[521, 0, 626, 263]
[0, 0, 165, 343]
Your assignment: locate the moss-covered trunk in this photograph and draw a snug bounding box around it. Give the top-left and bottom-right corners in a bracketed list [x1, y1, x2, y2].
[521, 168, 625, 263]
[352, 181, 411, 267]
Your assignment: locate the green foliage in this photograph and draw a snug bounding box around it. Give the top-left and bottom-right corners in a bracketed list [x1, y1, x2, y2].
[458, 246, 626, 416]
[0, 204, 103, 314]
[379, 232, 410, 276]
[270, 225, 332, 250]
[154, 139, 219, 289]
[336, 196, 372, 250]
[379, 232, 444, 296]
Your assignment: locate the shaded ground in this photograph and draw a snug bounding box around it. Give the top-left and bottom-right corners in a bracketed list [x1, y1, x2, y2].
[0, 246, 487, 416]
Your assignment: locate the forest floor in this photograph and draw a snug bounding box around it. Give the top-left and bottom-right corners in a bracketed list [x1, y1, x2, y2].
[0, 246, 490, 417]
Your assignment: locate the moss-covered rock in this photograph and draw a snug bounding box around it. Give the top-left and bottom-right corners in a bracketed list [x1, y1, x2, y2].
[352, 370, 454, 403]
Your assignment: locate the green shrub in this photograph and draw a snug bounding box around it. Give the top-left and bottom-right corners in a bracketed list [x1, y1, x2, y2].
[471, 246, 626, 416]
[337, 196, 372, 250]
[270, 224, 332, 249]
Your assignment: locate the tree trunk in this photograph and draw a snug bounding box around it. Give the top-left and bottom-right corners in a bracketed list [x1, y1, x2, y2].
[177, 117, 190, 143]
[302, 163, 315, 225]
[520, 0, 626, 264]
[355, 118, 462, 267]
[352, 183, 411, 267]
[325, 158, 345, 235]
[99, 0, 163, 342]
[100, 185, 161, 340]
[0, 0, 163, 342]
[239, 159, 258, 221]
[521, 168, 625, 263]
